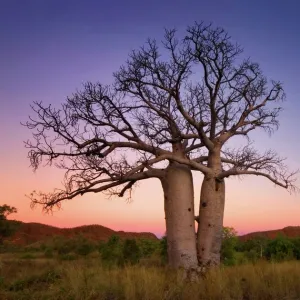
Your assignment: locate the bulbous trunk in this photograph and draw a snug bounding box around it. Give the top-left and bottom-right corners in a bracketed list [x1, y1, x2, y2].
[161, 162, 198, 272]
[197, 148, 225, 268]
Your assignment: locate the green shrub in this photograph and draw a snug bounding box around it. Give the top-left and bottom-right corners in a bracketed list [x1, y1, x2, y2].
[292, 238, 300, 259]
[44, 248, 54, 258]
[137, 238, 159, 258]
[20, 253, 36, 259]
[59, 253, 77, 261]
[221, 227, 239, 265]
[74, 236, 95, 256]
[100, 235, 124, 266]
[123, 239, 140, 265]
[265, 235, 295, 261]
[244, 249, 259, 263]
[54, 237, 74, 255]
[159, 236, 168, 263]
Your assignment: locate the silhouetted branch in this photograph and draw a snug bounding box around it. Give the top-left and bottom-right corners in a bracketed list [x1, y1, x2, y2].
[29, 168, 165, 212]
[184, 22, 285, 144]
[217, 144, 298, 191]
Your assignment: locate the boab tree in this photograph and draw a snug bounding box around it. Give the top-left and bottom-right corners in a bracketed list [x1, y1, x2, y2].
[24, 22, 296, 272]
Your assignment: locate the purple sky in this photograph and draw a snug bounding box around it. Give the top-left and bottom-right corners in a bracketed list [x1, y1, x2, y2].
[1, 0, 300, 235]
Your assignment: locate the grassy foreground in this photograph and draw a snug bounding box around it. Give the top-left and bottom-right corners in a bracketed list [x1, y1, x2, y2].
[0, 256, 300, 300]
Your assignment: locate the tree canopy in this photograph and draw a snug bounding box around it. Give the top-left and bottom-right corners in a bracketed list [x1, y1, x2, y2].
[24, 22, 297, 210]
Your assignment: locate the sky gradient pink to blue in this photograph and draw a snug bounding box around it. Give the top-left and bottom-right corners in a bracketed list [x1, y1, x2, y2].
[1, 0, 300, 237]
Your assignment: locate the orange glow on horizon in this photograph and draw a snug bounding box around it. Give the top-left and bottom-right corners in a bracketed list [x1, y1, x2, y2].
[4, 153, 299, 237]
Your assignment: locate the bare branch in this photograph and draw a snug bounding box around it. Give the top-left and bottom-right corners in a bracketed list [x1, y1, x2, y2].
[183, 22, 284, 145]
[218, 144, 298, 192]
[218, 168, 298, 191]
[29, 168, 165, 212]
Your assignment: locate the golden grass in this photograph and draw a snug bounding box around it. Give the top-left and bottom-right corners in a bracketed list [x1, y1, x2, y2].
[1, 256, 300, 299]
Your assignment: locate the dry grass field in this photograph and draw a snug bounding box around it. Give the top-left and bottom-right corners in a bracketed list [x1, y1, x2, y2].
[1, 255, 300, 300]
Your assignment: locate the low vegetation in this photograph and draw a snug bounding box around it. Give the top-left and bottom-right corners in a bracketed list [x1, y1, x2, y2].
[221, 227, 300, 266]
[1, 256, 300, 299]
[1, 228, 300, 299]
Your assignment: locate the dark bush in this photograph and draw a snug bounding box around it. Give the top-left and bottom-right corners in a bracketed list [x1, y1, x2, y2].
[123, 239, 140, 265]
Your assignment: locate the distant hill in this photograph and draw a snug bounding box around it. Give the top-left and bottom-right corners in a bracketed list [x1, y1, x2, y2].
[5, 221, 300, 246]
[5, 221, 158, 246]
[239, 226, 300, 241]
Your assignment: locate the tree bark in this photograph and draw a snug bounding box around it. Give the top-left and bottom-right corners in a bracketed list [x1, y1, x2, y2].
[161, 162, 199, 273]
[197, 148, 225, 268]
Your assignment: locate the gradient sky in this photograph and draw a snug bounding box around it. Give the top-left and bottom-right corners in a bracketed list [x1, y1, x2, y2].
[1, 0, 300, 237]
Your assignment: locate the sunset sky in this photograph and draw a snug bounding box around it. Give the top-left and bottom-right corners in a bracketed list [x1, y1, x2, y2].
[1, 0, 300, 237]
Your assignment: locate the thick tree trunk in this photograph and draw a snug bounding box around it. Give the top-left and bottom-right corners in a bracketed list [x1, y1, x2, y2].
[161, 162, 199, 274]
[197, 148, 225, 268]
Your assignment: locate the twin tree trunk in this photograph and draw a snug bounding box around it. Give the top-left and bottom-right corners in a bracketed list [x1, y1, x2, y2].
[161, 162, 198, 271]
[160, 148, 226, 272]
[197, 148, 225, 268]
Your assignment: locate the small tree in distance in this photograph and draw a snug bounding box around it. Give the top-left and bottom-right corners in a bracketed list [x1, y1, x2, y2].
[220, 227, 238, 265]
[0, 204, 18, 244]
[0, 205, 17, 220]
